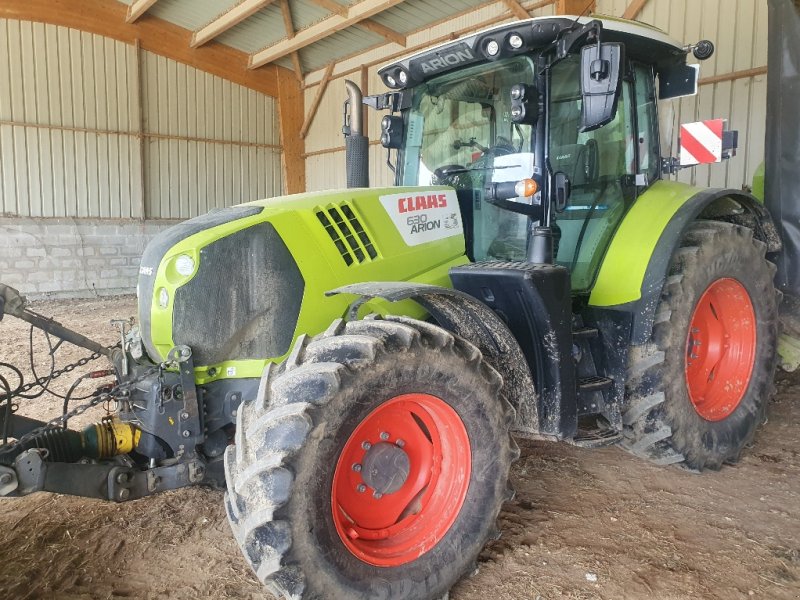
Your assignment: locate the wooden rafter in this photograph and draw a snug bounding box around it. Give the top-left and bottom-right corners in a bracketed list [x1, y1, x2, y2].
[249, 0, 406, 68]
[290, 52, 304, 83]
[280, 0, 295, 36]
[309, 0, 406, 46]
[621, 0, 648, 19]
[356, 19, 406, 46]
[499, 0, 530, 21]
[191, 0, 277, 47]
[126, 0, 160, 23]
[300, 62, 334, 138]
[308, 0, 347, 16]
[278, 0, 305, 83]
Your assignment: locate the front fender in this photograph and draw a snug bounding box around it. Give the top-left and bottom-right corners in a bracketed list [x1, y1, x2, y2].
[590, 180, 779, 344]
[328, 282, 540, 436]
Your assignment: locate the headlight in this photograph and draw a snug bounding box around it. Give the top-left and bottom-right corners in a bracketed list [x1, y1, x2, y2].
[158, 287, 169, 308]
[175, 254, 195, 276]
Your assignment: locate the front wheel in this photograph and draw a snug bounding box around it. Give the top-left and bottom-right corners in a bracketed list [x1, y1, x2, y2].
[623, 221, 779, 470]
[225, 316, 517, 599]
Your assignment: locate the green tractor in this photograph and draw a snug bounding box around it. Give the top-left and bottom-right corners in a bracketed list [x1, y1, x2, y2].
[0, 13, 787, 600]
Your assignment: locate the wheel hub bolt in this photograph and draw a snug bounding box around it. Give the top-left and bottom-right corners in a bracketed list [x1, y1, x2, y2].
[361, 441, 371, 450]
[373, 491, 383, 499]
[396, 439, 405, 448]
[357, 484, 366, 493]
[352, 463, 362, 472]
[380, 432, 390, 441]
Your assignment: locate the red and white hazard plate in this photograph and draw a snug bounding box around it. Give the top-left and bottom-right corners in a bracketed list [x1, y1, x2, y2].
[680, 119, 725, 166]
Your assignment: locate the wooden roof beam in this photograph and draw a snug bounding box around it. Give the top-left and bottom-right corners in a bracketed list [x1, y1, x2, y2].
[308, 0, 347, 16]
[278, 0, 305, 83]
[249, 0, 406, 68]
[356, 19, 406, 46]
[499, 0, 530, 21]
[308, 0, 406, 45]
[191, 0, 277, 48]
[126, 0, 160, 23]
[622, 0, 648, 19]
[280, 0, 296, 35]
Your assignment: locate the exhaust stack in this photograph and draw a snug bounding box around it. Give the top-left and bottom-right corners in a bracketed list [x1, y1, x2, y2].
[343, 80, 369, 188]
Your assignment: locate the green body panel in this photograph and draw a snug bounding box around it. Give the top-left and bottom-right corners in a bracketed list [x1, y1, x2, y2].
[146, 187, 467, 382]
[589, 179, 703, 307]
[752, 162, 766, 204]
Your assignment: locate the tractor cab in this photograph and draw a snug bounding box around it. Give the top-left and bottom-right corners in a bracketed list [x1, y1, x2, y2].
[362, 16, 697, 293]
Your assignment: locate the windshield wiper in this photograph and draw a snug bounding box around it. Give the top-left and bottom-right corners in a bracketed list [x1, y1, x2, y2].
[438, 164, 523, 175]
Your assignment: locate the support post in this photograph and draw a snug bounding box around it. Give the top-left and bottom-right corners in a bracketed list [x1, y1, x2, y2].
[277, 67, 306, 194]
[555, 0, 595, 15]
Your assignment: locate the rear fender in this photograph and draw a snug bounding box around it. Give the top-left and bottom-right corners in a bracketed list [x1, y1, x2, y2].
[327, 282, 540, 436]
[591, 181, 780, 344]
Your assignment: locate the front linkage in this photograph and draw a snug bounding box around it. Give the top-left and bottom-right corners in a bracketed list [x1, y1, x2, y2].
[0, 284, 213, 502]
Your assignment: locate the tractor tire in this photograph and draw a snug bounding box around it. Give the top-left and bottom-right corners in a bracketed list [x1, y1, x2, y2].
[622, 220, 779, 470]
[224, 315, 517, 600]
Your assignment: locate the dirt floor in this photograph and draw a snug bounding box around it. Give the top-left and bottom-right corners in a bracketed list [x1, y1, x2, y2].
[0, 297, 798, 600]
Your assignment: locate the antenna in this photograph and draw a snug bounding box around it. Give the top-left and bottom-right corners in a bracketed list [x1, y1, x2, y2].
[568, 2, 593, 29]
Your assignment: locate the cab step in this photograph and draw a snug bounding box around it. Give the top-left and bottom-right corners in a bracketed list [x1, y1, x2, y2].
[577, 375, 613, 393]
[572, 326, 599, 339]
[569, 426, 623, 448]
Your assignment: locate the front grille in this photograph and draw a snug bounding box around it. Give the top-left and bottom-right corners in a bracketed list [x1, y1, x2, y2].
[171, 222, 304, 366]
[138, 205, 264, 363]
[316, 203, 378, 267]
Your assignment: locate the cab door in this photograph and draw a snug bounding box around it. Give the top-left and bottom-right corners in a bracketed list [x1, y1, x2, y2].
[548, 54, 640, 291]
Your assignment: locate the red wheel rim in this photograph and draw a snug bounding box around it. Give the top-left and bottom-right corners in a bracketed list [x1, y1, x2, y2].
[685, 278, 756, 421]
[331, 393, 471, 567]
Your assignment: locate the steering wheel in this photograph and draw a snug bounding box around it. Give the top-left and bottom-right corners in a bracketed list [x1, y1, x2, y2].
[433, 165, 465, 184]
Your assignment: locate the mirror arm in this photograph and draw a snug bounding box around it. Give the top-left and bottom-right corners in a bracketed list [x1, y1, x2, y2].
[556, 20, 603, 60]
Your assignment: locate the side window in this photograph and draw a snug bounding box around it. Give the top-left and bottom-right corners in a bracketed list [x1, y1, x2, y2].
[548, 55, 636, 291]
[633, 63, 660, 184]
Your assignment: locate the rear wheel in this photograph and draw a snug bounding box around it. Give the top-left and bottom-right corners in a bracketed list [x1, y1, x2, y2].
[225, 316, 516, 599]
[622, 221, 778, 470]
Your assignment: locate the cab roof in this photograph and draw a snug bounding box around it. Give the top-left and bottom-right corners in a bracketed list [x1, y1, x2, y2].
[378, 15, 688, 91]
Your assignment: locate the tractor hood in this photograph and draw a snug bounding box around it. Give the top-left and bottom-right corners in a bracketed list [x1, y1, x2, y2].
[136, 187, 467, 381]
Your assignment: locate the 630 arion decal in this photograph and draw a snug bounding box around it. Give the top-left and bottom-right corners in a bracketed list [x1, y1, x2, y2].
[380, 190, 462, 246]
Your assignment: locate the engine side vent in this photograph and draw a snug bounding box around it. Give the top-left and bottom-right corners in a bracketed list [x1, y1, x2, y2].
[316, 203, 379, 266]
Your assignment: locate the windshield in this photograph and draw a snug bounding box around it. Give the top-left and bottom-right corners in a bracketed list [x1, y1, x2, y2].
[398, 56, 538, 261]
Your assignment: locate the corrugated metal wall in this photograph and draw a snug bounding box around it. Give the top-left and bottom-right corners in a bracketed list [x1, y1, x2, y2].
[0, 19, 283, 220]
[304, 0, 767, 192]
[141, 53, 283, 219]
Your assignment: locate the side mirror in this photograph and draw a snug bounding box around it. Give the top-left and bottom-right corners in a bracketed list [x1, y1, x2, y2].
[380, 115, 403, 149]
[580, 42, 622, 132]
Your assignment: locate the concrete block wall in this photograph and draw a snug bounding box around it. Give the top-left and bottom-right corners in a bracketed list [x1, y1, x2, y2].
[0, 218, 177, 298]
